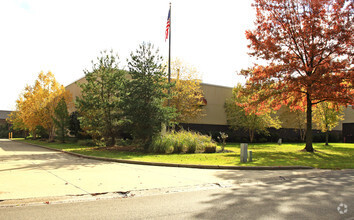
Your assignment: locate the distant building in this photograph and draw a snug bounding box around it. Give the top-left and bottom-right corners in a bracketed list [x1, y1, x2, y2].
[65, 77, 354, 142]
[0, 110, 12, 125]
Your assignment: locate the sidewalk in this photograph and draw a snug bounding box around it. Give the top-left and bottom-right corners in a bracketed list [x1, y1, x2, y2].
[0, 139, 334, 205]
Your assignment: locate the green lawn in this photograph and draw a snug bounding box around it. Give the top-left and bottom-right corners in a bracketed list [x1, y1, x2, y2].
[16, 138, 354, 169]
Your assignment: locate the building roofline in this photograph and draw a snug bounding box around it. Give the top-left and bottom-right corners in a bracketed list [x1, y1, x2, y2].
[65, 75, 86, 88]
[65, 75, 234, 90]
[200, 82, 233, 89]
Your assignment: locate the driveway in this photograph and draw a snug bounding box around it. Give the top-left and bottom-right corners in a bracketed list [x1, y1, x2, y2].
[0, 139, 332, 203]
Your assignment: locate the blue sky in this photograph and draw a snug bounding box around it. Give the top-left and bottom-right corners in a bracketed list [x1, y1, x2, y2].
[0, 0, 256, 110]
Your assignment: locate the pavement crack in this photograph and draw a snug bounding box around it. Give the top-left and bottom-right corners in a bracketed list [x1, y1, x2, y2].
[29, 161, 90, 195]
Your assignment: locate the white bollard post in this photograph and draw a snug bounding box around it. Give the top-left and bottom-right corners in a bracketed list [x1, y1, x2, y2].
[278, 138, 282, 145]
[240, 143, 248, 163]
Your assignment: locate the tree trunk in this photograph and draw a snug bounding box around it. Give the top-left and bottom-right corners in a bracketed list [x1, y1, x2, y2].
[325, 130, 329, 146]
[249, 129, 254, 143]
[32, 129, 37, 140]
[61, 126, 65, 143]
[305, 94, 314, 152]
[48, 127, 55, 142]
[300, 128, 306, 142]
[109, 136, 115, 147]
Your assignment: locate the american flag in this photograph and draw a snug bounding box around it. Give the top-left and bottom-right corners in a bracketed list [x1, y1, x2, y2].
[165, 9, 170, 41]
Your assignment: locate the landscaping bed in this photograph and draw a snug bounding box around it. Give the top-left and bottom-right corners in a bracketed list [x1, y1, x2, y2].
[16, 138, 354, 169]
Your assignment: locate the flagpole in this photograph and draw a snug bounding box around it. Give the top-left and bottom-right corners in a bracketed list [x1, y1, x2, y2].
[166, 2, 171, 132]
[168, 2, 171, 95]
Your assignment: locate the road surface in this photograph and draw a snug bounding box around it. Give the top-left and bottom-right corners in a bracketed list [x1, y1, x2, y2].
[1, 170, 353, 219]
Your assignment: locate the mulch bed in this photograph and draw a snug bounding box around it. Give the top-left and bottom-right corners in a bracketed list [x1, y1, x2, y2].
[95, 145, 143, 152]
[94, 146, 235, 154]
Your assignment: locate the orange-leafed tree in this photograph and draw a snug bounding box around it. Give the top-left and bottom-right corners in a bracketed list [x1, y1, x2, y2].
[242, 0, 353, 152]
[11, 71, 72, 141]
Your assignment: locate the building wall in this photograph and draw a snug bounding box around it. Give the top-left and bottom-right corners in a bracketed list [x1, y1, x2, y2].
[65, 77, 353, 132]
[64, 78, 234, 125]
[65, 77, 87, 113]
[187, 83, 233, 125]
[333, 106, 354, 131]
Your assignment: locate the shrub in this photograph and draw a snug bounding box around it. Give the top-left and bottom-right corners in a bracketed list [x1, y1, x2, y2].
[0, 124, 9, 138]
[203, 143, 217, 153]
[329, 132, 342, 143]
[257, 137, 268, 143]
[149, 135, 174, 153]
[150, 130, 215, 154]
[77, 139, 96, 147]
[36, 125, 49, 139]
[116, 138, 133, 146]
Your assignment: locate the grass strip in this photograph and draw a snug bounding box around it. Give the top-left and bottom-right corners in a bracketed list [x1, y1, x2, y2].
[16, 138, 354, 169]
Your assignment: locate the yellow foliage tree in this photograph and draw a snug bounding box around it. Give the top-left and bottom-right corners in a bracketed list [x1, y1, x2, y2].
[313, 102, 344, 145]
[167, 58, 205, 123]
[10, 71, 72, 140]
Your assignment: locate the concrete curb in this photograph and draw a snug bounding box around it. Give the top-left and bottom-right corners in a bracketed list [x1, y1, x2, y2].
[14, 140, 314, 170]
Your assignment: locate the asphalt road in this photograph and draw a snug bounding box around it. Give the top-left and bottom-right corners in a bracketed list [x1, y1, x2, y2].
[1, 170, 353, 220]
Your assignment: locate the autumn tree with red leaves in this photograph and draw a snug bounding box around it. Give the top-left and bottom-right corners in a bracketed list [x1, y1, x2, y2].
[242, 0, 353, 152]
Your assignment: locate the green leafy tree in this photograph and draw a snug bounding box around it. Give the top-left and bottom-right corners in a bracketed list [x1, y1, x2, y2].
[53, 98, 70, 143]
[313, 102, 344, 145]
[8, 110, 27, 133]
[123, 42, 175, 150]
[68, 111, 82, 138]
[77, 50, 127, 146]
[225, 84, 281, 143]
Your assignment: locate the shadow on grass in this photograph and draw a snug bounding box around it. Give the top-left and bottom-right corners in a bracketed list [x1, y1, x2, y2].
[221, 150, 353, 168]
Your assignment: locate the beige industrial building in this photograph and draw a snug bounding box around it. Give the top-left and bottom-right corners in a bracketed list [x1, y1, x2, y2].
[66, 77, 354, 142]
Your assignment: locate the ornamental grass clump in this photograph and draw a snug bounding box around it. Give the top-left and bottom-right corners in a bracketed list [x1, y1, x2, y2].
[150, 130, 216, 154]
[150, 135, 174, 154]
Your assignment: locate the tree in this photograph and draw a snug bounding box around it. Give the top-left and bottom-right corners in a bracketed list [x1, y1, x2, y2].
[10, 71, 71, 140]
[278, 106, 307, 141]
[293, 110, 307, 142]
[313, 102, 344, 145]
[123, 42, 175, 149]
[69, 111, 82, 138]
[77, 50, 127, 146]
[8, 110, 27, 134]
[242, 0, 353, 152]
[168, 58, 205, 123]
[225, 84, 281, 143]
[12, 86, 40, 138]
[53, 98, 70, 143]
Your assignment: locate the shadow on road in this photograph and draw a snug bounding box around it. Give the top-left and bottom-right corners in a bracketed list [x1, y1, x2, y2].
[194, 170, 354, 219]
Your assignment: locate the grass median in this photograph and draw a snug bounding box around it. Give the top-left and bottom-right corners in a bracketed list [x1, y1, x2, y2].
[16, 138, 354, 169]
